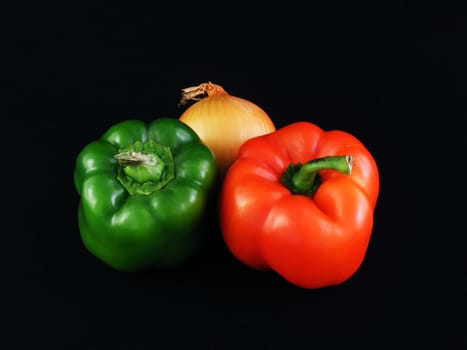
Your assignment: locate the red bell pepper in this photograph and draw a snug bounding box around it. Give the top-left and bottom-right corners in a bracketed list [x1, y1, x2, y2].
[219, 121, 380, 289]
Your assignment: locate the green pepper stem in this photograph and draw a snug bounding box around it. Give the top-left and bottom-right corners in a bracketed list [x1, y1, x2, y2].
[281, 155, 353, 196]
[114, 140, 175, 195]
[114, 151, 158, 167]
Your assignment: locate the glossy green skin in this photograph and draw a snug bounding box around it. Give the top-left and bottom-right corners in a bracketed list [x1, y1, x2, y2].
[74, 118, 217, 271]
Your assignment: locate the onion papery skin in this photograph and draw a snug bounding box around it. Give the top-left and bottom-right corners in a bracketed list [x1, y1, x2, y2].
[179, 87, 276, 175]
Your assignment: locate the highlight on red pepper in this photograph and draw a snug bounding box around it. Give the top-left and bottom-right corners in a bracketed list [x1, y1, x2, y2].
[219, 121, 380, 289]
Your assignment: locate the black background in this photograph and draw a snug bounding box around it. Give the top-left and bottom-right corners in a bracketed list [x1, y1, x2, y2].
[3, 4, 466, 349]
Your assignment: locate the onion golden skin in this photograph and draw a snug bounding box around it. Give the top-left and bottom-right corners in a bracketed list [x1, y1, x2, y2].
[179, 93, 276, 175]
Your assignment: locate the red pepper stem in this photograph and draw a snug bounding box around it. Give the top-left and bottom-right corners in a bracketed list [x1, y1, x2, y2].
[281, 155, 353, 196]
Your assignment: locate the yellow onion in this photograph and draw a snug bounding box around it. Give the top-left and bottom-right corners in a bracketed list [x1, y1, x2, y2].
[178, 82, 276, 175]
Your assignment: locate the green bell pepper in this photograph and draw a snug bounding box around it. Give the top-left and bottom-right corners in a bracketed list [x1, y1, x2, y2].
[74, 118, 217, 271]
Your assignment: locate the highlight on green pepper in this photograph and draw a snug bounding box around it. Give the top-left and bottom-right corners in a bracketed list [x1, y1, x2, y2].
[73, 118, 217, 271]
